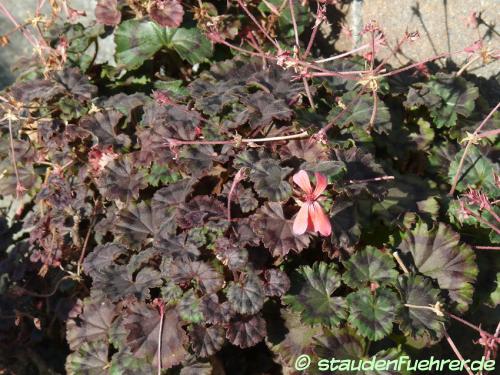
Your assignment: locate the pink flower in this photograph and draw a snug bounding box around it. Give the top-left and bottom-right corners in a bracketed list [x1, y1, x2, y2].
[292, 170, 332, 237]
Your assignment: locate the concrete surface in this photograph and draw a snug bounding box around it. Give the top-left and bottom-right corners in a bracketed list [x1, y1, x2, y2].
[0, 0, 96, 89]
[334, 0, 499, 77]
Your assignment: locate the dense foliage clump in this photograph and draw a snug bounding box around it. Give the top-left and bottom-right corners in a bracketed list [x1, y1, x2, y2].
[0, 1, 498, 374]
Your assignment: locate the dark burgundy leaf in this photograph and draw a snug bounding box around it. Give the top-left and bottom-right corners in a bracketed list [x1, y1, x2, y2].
[168, 259, 223, 294]
[263, 269, 290, 297]
[124, 302, 188, 369]
[56, 67, 97, 101]
[95, 0, 121, 26]
[115, 201, 175, 246]
[83, 243, 128, 278]
[100, 92, 148, 120]
[214, 237, 248, 271]
[66, 298, 117, 350]
[251, 203, 311, 258]
[189, 325, 225, 358]
[279, 139, 329, 163]
[149, 0, 184, 28]
[226, 314, 266, 348]
[80, 110, 131, 148]
[9, 79, 64, 103]
[248, 64, 304, 102]
[201, 294, 233, 325]
[222, 183, 258, 214]
[232, 91, 292, 129]
[96, 156, 147, 201]
[152, 178, 196, 209]
[177, 196, 226, 229]
[153, 232, 200, 259]
[92, 266, 162, 301]
[335, 147, 387, 199]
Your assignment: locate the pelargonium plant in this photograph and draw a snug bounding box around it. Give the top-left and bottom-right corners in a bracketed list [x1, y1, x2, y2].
[0, 0, 499, 374]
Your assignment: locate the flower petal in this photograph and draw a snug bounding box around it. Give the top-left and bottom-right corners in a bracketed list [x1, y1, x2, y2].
[309, 202, 332, 237]
[293, 170, 313, 195]
[293, 203, 310, 235]
[312, 172, 328, 198]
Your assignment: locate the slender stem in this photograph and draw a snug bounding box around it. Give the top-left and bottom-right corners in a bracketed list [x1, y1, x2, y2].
[484, 205, 500, 224]
[369, 30, 375, 71]
[475, 246, 500, 250]
[216, 38, 269, 58]
[374, 34, 410, 74]
[0, 2, 38, 48]
[227, 168, 247, 223]
[347, 175, 395, 184]
[14, 276, 74, 298]
[315, 43, 372, 63]
[404, 304, 439, 313]
[368, 87, 378, 131]
[157, 302, 165, 375]
[393, 251, 410, 274]
[457, 55, 481, 76]
[308, 70, 370, 78]
[303, 1, 322, 59]
[302, 76, 315, 109]
[168, 131, 309, 146]
[449, 102, 500, 195]
[316, 87, 368, 136]
[76, 204, 99, 276]
[288, 0, 300, 48]
[447, 312, 500, 341]
[236, 0, 280, 49]
[443, 327, 475, 375]
[378, 51, 459, 77]
[476, 128, 500, 139]
[7, 113, 22, 198]
[464, 208, 500, 234]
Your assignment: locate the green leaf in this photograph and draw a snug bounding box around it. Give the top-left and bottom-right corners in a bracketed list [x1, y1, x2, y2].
[109, 350, 155, 375]
[397, 274, 445, 341]
[259, 0, 309, 41]
[342, 246, 399, 289]
[333, 91, 392, 134]
[178, 290, 205, 323]
[398, 221, 478, 313]
[488, 273, 500, 308]
[115, 20, 164, 70]
[448, 146, 498, 194]
[66, 340, 109, 375]
[347, 288, 399, 341]
[146, 163, 183, 187]
[427, 73, 479, 128]
[115, 20, 212, 70]
[284, 262, 347, 327]
[162, 27, 213, 65]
